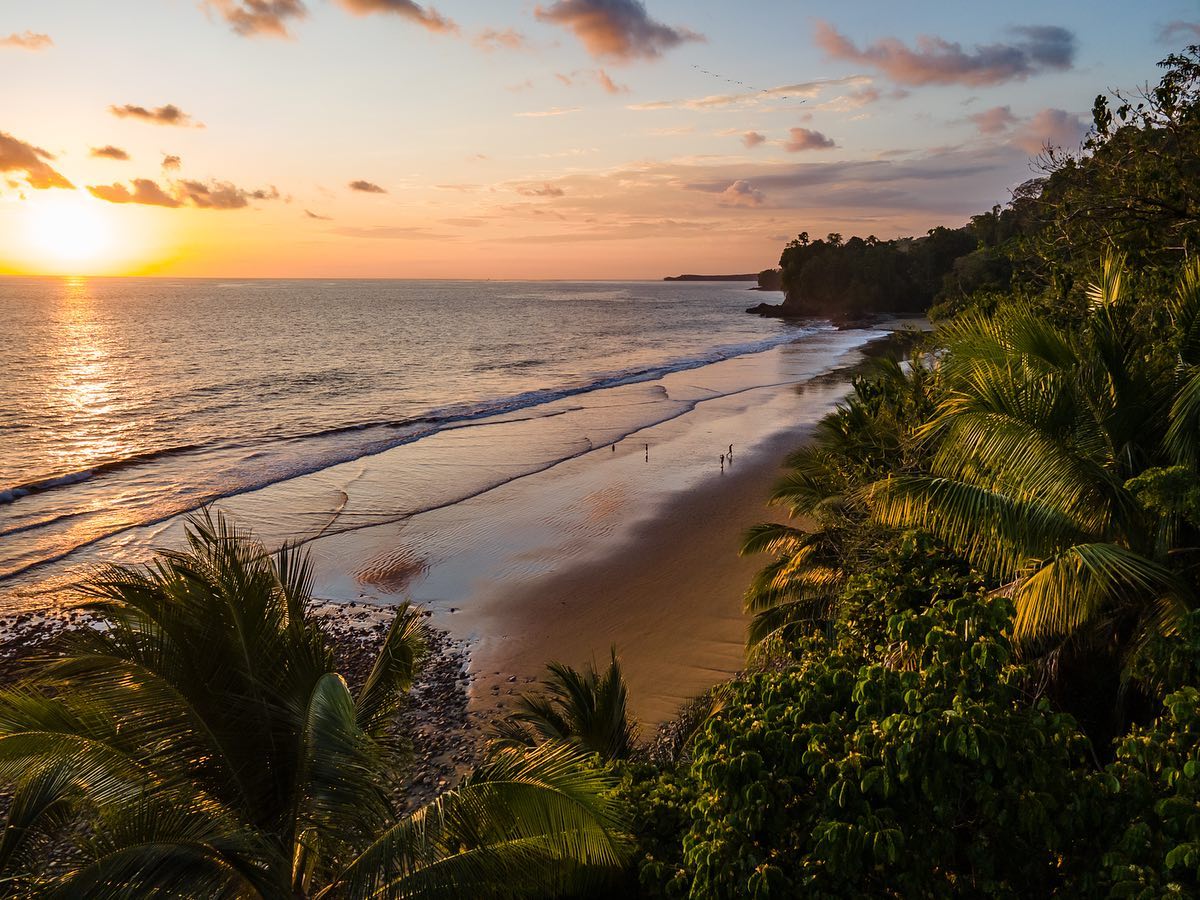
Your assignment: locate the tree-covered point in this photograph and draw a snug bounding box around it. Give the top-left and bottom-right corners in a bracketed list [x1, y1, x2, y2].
[770, 227, 977, 321]
[759, 45, 1200, 326]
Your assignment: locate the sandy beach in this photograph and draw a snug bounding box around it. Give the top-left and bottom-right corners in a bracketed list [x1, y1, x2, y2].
[296, 333, 887, 726]
[1, 326, 900, 731]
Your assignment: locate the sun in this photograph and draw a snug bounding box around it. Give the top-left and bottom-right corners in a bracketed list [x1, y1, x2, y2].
[24, 191, 115, 271]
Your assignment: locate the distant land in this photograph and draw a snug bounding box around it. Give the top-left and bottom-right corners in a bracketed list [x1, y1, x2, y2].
[662, 273, 758, 282]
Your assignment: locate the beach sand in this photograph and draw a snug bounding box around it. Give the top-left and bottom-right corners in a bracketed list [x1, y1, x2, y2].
[4, 326, 907, 731]
[459, 423, 809, 726]
[297, 344, 872, 726]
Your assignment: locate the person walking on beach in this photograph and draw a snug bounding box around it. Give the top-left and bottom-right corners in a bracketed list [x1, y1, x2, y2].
[644, 443, 649, 462]
[720, 452, 725, 471]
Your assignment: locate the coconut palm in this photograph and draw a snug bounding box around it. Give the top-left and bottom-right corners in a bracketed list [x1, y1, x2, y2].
[493, 650, 638, 763]
[739, 355, 938, 648]
[0, 511, 626, 898]
[869, 255, 1200, 657]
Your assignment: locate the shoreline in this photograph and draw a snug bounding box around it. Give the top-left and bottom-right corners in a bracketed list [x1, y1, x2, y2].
[0, 326, 917, 755]
[459, 419, 809, 725]
[0, 600, 483, 807]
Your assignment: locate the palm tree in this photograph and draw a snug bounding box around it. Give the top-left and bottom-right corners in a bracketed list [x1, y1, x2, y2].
[493, 651, 638, 763]
[869, 255, 1200, 658]
[739, 355, 937, 648]
[0, 511, 626, 898]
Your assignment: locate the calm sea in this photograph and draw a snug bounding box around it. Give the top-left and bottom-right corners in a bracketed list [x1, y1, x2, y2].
[1, 277, 815, 596]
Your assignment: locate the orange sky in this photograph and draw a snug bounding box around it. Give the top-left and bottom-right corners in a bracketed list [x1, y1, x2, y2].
[0, 1, 1191, 278]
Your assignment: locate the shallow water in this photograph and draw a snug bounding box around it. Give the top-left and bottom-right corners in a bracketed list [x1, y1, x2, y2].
[1, 276, 837, 607]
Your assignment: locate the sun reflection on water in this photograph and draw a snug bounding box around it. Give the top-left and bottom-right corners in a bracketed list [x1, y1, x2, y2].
[45, 278, 126, 473]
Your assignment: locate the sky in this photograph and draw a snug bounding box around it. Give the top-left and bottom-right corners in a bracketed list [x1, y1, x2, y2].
[1, 0, 1197, 278]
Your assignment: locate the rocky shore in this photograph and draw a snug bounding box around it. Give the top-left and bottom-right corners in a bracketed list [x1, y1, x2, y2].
[0, 600, 485, 810]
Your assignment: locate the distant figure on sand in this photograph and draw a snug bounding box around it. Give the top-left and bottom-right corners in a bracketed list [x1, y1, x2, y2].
[728, 443, 733, 457]
[720, 453, 725, 471]
[644, 443, 649, 462]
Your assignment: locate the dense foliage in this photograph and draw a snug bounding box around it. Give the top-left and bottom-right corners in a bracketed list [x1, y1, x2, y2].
[774, 227, 976, 321]
[0, 513, 627, 898]
[616, 45, 1200, 898]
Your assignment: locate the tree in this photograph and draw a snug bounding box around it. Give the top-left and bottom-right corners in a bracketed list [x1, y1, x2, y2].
[870, 256, 1200, 681]
[740, 357, 938, 649]
[0, 512, 627, 898]
[1013, 45, 1200, 285]
[670, 589, 1098, 898]
[493, 650, 639, 763]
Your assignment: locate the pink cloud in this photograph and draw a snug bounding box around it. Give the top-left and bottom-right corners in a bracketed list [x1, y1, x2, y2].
[535, 0, 702, 62]
[784, 128, 836, 152]
[815, 20, 1075, 87]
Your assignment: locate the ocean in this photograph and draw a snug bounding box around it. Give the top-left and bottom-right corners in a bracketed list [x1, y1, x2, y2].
[0, 277, 875, 611]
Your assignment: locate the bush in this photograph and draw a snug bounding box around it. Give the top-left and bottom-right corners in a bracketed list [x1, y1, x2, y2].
[649, 590, 1098, 898]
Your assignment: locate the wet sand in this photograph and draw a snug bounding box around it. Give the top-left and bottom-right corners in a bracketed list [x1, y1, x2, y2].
[4, 326, 907, 730]
[312, 360, 863, 726]
[461, 423, 807, 725]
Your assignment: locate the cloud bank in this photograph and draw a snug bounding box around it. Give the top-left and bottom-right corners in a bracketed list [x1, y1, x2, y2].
[815, 21, 1076, 86]
[88, 177, 280, 209]
[534, 0, 702, 62]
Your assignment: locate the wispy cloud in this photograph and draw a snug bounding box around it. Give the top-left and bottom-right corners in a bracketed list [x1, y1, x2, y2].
[110, 103, 202, 128]
[474, 27, 527, 50]
[181, 180, 279, 208]
[516, 106, 582, 117]
[534, 0, 702, 62]
[0, 31, 53, 50]
[814, 21, 1076, 86]
[742, 131, 766, 149]
[627, 75, 871, 111]
[88, 178, 181, 207]
[349, 179, 387, 193]
[304, 209, 332, 220]
[331, 225, 446, 239]
[968, 105, 1018, 135]
[336, 0, 457, 34]
[204, 0, 306, 37]
[206, 0, 456, 37]
[1010, 108, 1085, 154]
[162, 154, 182, 170]
[0, 131, 73, 190]
[1159, 21, 1200, 43]
[516, 183, 565, 197]
[90, 145, 130, 161]
[556, 68, 630, 93]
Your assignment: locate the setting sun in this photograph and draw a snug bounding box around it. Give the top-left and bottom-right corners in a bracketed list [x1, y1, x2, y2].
[23, 191, 114, 271]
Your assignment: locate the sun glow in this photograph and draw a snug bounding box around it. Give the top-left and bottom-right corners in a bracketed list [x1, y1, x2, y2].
[24, 192, 115, 271]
